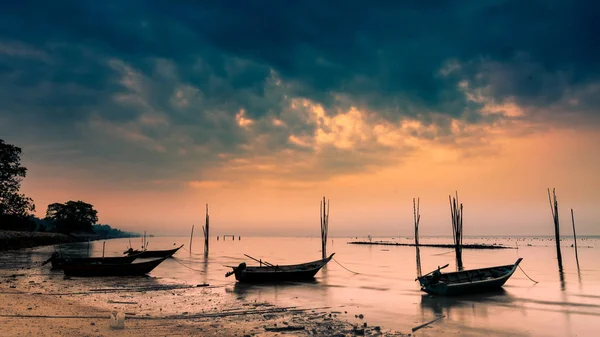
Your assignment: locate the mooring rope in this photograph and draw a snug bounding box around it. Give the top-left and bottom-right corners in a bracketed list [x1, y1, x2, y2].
[518, 265, 539, 283]
[171, 257, 205, 273]
[332, 257, 361, 275]
[181, 247, 207, 256]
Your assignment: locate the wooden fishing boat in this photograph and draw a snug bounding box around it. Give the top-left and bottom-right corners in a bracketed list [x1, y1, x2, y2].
[62, 257, 167, 277]
[417, 258, 523, 296]
[123, 244, 184, 258]
[42, 252, 140, 270]
[226, 253, 335, 283]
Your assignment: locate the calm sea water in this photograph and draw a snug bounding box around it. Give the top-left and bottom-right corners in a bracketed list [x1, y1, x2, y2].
[3, 236, 600, 336]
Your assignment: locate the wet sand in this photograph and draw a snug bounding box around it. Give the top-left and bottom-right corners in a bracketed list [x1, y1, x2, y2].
[0, 273, 406, 336]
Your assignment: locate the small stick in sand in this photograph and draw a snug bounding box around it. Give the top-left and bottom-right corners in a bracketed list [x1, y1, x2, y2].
[265, 326, 305, 332]
[412, 315, 445, 332]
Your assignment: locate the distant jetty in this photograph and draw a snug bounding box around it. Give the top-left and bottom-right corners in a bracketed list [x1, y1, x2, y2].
[347, 240, 513, 249]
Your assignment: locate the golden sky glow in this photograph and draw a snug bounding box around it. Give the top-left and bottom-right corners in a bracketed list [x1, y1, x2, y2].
[19, 102, 600, 237]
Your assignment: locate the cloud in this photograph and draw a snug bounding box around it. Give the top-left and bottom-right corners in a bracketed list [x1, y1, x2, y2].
[1, 1, 599, 188]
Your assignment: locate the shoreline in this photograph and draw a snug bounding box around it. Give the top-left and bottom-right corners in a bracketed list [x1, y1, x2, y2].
[0, 230, 79, 251]
[0, 230, 137, 252]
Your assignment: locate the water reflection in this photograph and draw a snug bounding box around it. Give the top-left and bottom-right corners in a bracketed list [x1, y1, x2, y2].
[230, 278, 323, 299]
[201, 255, 208, 285]
[420, 288, 513, 319]
[558, 261, 566, 291]
[415, 245, 422, 277]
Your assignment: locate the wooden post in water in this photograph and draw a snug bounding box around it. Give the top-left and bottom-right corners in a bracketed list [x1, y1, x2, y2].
[320, 197, 330, 259]
[414, 197, 422, 277]
[547, 188, 563, 264]
[449, 192, 464, 270]
[202, 203, 209, 255]
[571, 208, 580, 266]
[102, 241, 106, 258]
[189, 225, 195, 254]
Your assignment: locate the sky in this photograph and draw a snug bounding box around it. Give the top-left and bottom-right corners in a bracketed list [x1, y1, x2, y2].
[1, 1, 599, 237]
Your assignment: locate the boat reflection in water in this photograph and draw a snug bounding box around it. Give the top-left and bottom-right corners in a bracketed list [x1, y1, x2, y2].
[417, 288, 529, 336]
[230, 278, 321, 296]
[420, 288, 514, 317]
[228, 277, 332, 307]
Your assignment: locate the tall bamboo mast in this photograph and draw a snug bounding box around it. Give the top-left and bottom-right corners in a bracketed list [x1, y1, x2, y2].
[547, 188, 562, 264]
[202, 203, 209, 256]
[320, 197, 330, 259]
[414, 197, 422, 277]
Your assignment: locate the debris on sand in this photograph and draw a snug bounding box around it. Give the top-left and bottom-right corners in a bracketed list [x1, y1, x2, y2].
[264, 325, 305, 332]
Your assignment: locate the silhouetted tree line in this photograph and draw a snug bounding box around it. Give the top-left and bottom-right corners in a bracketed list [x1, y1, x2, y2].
[1, 139, 137, 237]
[0, 139, 36, 230]
[92, 224, 140, 239]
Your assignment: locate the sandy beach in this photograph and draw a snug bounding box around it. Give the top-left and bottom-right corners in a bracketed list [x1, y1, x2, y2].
[0, 266, 406, 336]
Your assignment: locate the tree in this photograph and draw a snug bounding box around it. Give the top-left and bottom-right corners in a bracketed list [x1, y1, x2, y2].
[45, 200, 98, 233]
[0, 139, 35, 230]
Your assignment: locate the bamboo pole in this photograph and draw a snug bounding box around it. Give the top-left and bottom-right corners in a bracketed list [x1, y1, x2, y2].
[204, 204, 209, 255]
[320, 197, 329, 259]
[547, 188, 562, 263]
[189, 225, 194, 254]
[571, 208, 580, 266]
[449, 192, 463, 270]
[414, 197, 422, 277]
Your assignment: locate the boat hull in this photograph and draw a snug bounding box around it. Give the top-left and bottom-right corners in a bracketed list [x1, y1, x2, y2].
[418, 258, 523, 296]
[232, 254, 334, 283]
[50, 255, 138, 270]
[125, 245, 183, 258]
[62, 257, 167, 277]
[422, 275, 511, 296]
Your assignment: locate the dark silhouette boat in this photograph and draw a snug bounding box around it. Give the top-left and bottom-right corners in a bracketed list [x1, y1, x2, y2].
[417, 258, 523, 296]
[62, 257, 168, 277]
[123, 244, 184, 258]
[226, 253, 335, 283]
[42, 252, 140, 270]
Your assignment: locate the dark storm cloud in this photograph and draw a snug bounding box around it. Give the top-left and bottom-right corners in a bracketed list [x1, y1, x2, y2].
[1, 0, 599, 184]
